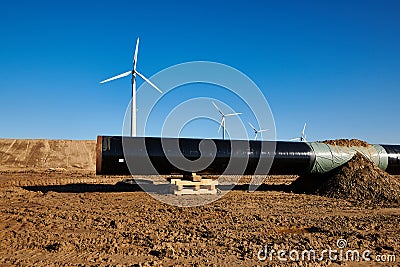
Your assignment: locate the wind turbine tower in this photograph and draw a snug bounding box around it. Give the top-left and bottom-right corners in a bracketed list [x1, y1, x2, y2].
[100, 38, 162, 137]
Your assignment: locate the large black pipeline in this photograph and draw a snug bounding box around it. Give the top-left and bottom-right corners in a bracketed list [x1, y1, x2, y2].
[96, 136, 400, 176]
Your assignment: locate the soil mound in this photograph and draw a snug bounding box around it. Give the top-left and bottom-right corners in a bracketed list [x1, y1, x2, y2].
[0, 139, 96, 172]
[322, 139, 371, 147]
[292, 153, 400, 207]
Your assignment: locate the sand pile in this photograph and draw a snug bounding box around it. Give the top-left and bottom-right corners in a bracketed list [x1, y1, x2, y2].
[292, 153, 400, 207]
[322, 138, 371, 147]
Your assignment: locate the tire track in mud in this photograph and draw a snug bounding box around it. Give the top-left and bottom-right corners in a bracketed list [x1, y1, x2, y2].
[4, 139, 16, 154]
[25, 141, 45, 169]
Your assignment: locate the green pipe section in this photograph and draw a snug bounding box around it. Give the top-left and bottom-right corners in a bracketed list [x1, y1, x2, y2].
[307, 142, 389, 174]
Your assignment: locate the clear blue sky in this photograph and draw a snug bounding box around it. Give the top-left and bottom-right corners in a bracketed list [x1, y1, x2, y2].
[1, 0, 399, 144]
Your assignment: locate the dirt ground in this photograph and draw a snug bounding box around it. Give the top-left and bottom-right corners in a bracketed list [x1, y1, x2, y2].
[0, 139, 96, 172]
[0, 139, 399, 266]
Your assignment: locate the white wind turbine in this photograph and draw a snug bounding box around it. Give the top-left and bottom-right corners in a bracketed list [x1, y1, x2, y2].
[212, 101, 242, 140]
[248, 122, 268, 140]
[100, 37, 162, 137]
[290, 122, 307, 142]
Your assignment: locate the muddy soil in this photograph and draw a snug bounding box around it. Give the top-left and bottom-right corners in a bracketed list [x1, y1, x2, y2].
[0, 171, 399, 266]
[0, 139, 399, 266]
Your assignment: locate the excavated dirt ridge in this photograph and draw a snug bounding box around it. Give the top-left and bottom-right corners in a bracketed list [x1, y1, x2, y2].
[292, 153, 400, 207]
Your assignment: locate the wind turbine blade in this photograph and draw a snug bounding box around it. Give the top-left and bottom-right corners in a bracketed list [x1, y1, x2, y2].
[258, 129, 268, 132]
[302, 123, 307, 136]
[254, 134, 258, 141]
[211, 101, 224, 115]
[248, 122, 257, 131]
[135, 71, 163, 93]
[100, 71, 132, 84]
[133, 37, 139, 71]
[225, 112, 242, 117]
[290, 138, 301, 141]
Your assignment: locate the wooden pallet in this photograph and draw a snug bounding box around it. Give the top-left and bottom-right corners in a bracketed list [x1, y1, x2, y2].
[170, 178, 218, 195]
